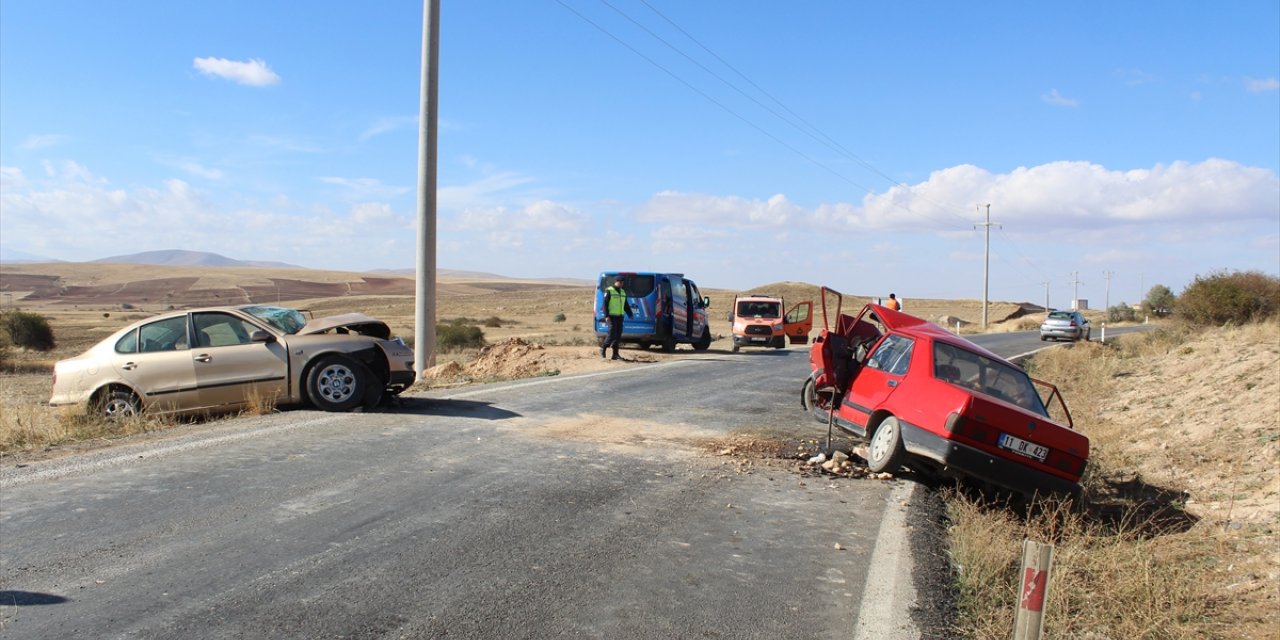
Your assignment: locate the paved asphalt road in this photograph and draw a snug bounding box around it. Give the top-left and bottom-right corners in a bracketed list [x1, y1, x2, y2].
[0, 326, 1144, 639]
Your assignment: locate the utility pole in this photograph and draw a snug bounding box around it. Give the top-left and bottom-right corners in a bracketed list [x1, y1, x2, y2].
[414, 0, 440, 377]
[1041, 281, 1051, 314]
[975, 204, 999, 328]
[1103, 270, 1113, 312]
[1069, 272, 1084, 310]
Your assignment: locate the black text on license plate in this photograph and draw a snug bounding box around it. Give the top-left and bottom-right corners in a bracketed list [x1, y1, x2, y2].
[998, 433, 1048, 461]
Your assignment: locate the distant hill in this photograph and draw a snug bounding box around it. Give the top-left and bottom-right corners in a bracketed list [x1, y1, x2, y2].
[0, 246, 59, 263]
[376, 268, 592, 286]
[92, 250, 300, 269]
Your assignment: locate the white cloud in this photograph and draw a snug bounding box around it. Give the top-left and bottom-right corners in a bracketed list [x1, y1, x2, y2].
[1114, 68, 1157, 86]
[319, 176, 411, 200]
[520, 200, 588, 231]
[349, 202, 395, 224]
[452, 200, 587, 233]
[847, 159, 1279, 233]
[637, 191, 799, 228]
[1244, 76, 1280, 93]
[438, 171, 537, 209]
[359, 116, 417, 142]
[1042, 89, 1079, 107]
[0, 166, 26, 189]
[648, 224, 731, 253]
[193, 57, 281, 87]
[248, 134, 323, 153]
[19, 134, 69, 150]
[158, 157, 224, 180]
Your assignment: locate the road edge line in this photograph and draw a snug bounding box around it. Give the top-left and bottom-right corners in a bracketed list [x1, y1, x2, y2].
[853, 480, 921, 640]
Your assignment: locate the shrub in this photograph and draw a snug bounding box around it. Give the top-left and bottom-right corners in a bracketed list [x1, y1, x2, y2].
[436, 320, 486, 352]
[0, 329, 11, 368]
[1177, 270, 1280, 326]
[553, 313, 567, 323]
[1107, 303, 1137, 323]
[483, 316, 502, 328]
[1, 311, 56, 351]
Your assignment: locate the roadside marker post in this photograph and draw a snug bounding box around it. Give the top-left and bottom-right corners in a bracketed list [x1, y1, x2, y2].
[1012, 539, 1055, 640]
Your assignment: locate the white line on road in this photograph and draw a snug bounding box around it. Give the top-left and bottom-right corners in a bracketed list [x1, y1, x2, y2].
[853, 481, 921, 640]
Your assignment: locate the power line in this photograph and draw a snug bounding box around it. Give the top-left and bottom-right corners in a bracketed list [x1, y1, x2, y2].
[633, 0, 980, 227]
[557, 0, 973, 231]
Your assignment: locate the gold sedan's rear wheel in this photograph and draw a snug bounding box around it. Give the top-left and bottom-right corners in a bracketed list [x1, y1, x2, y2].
[96, 390, 141, 420]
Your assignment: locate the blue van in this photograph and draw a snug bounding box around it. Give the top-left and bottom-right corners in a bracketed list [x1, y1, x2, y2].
[594, 272, 712, 351]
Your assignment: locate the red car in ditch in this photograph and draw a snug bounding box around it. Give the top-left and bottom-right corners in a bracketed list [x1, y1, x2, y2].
[800, 287, 1088, 496]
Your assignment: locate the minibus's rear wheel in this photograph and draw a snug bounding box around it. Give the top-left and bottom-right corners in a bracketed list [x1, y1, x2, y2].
[693, 327, 711, 351]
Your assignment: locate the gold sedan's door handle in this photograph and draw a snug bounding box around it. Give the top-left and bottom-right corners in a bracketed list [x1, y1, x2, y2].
[194, 354, 212, 363]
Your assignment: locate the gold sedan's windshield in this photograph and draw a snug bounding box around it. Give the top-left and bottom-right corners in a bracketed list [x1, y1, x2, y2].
[243, 306, 307, 335]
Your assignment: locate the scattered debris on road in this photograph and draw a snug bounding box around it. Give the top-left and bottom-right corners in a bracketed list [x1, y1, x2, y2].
[705, 435, 896, 481]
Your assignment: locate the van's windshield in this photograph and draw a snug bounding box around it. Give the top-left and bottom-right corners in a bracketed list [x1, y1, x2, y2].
[737, 301, 781, 318]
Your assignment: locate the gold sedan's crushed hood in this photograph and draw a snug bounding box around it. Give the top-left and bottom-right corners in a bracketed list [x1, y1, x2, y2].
[298, 313, 391, 340]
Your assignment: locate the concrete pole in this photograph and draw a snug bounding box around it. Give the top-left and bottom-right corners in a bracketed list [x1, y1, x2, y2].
[414, 0, 440, 377]
[974, 204, 998, 329]
[1103, 270, 1113, 312]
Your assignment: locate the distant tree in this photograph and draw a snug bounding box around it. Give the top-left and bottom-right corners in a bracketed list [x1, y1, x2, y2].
[1142, 285, 1176, 317]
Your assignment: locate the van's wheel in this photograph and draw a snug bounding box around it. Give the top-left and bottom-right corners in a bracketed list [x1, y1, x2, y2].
[732, 344, 740, 353]
[307, 355, 369, 412]
[867, 416, 906, 473]
[637, 341, 651, 350]
[693, 327, 711, 351]
[96, 390, 141, 420]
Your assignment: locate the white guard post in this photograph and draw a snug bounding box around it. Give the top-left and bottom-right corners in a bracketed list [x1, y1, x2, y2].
[1012, 539, 1055, 640]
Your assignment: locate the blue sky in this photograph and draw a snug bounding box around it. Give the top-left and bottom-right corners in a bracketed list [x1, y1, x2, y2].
[2, 1, 1277, 306]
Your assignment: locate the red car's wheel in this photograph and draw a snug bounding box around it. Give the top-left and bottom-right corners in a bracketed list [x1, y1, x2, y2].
[867, 416, 906, 473]
[801, 372, 835, 414]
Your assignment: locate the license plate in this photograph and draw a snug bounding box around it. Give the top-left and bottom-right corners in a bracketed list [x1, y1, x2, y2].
[750, 337, 768, 342]
[998, 433, 1048, 462]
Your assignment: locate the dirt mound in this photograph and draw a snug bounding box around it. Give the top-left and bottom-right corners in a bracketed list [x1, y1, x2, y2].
[424, 338, 572, 386]
[421, 361, 468, 386]
[468, 338, 552, 379]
